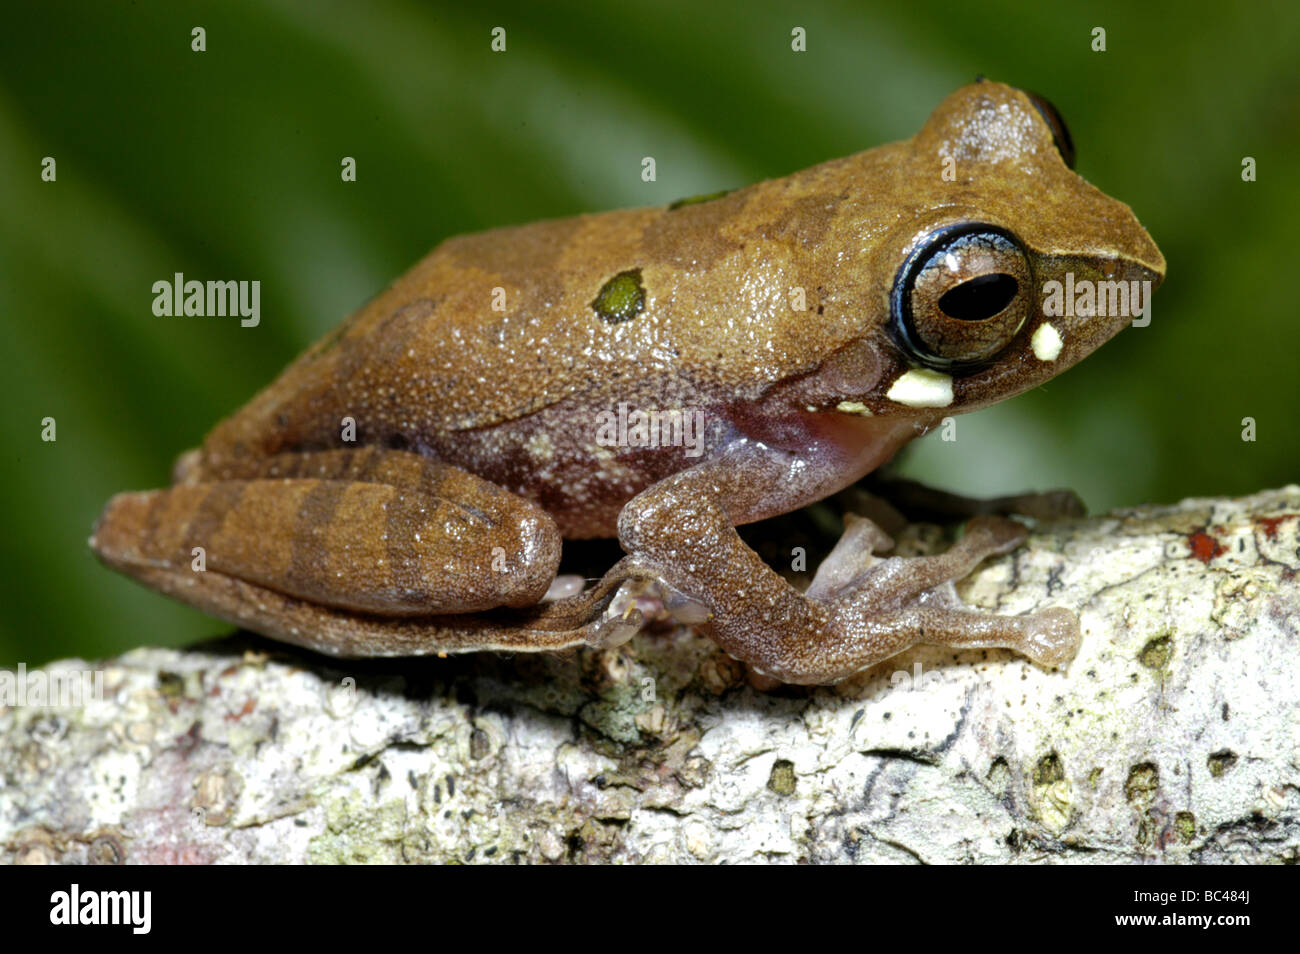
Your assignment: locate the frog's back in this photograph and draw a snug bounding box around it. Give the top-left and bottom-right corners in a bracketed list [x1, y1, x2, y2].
[195, 156, 884, 475]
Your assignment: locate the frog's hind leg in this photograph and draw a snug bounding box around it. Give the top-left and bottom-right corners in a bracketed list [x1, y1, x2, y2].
[96, 546, 644, 658]
[90, 448, 636, 656]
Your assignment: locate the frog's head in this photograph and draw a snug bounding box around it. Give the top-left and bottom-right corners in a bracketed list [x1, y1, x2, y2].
[828, 80, 1165, 426]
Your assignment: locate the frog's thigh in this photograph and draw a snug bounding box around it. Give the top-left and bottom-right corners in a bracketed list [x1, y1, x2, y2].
[618, 451, 1080, 685]
[92, 450, 561, 616]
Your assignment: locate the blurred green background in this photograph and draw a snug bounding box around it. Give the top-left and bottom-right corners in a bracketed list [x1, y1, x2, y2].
[1, 1, 1296, 666]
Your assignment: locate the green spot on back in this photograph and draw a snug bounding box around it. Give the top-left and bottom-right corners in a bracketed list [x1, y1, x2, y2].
[591, 268, 646, 324]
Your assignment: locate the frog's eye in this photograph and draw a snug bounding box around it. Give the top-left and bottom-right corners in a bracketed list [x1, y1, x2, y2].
[1023, 90, 1076, 169]
[891, 225, 1032, 370]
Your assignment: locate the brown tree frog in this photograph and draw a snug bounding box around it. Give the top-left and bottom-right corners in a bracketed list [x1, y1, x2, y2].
[92, 80, 1164, 685]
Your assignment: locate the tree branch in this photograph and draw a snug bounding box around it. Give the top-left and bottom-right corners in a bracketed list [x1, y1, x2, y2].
[3, 487, 1298, 863]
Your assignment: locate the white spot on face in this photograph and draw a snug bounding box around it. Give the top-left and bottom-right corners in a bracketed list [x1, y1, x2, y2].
[886, 369, 953, 408]
[1032, 322, 1063, 362]
[835, 400, 873, 417]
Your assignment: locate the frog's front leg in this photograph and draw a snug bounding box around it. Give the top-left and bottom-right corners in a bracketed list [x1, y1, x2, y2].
[617, 442, 1080, 685]
[91, 448, 643, 657]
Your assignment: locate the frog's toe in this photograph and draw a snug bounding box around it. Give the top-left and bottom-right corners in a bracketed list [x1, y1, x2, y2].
[963, 515, 1029, 555]
[806, 512, 894, 600]
[1019, 607, 1082, 667]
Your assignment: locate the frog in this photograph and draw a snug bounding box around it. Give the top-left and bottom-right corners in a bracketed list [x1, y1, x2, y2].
[91, 79, 1164, 685]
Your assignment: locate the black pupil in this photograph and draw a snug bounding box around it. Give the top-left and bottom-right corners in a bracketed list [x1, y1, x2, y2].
[937, 273, 1018, 321]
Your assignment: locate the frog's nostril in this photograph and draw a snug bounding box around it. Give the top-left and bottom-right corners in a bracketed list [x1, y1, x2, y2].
[938, 273, 1019, 322]
[1134, 262, 1166, 290]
